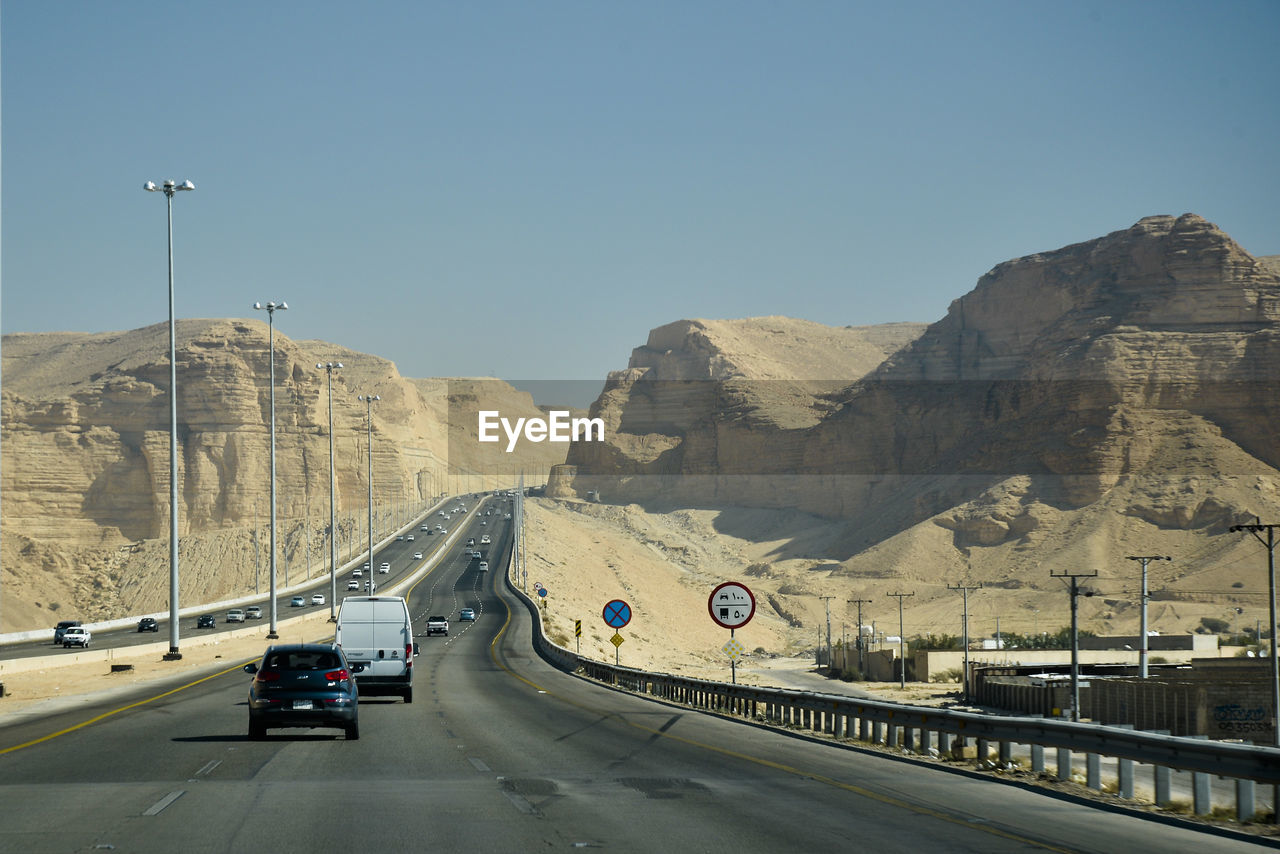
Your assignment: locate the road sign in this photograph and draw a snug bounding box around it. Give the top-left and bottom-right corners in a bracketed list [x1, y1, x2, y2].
[534, 581, 544, 591]
[574, 620, 582, 637]
[603, 599, 632, 628]
[722, 637, 745, 660]
[538, 587, 548, 598]
[610, 632, 625, 647]
[708, 582, 756, 629]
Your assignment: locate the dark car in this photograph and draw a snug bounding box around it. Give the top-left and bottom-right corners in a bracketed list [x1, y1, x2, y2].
[137, 617, 159, 632]
[244, 643, 361, 740]
[196, 614, 216, 628]
[53, 620, 82, 644]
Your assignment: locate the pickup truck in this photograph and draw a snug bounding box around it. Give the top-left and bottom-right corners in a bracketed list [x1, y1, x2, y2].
[61, 626, 92, 648]
[426, 615, 449, 636]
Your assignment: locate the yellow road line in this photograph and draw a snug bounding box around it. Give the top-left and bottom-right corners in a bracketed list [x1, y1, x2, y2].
[0, 659, 255, 755]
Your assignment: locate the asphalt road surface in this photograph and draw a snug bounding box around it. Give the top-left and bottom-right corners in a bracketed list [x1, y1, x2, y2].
[0, 514, 1269, 853]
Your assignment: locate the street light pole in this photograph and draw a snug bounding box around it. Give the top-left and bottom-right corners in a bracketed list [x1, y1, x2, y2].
[358, 394, 380, 592]
[144, 179, 194, 660]
[318, 362, 343, 620]
[254, 301, 288, 638]
[1051, 569, 1097, 722]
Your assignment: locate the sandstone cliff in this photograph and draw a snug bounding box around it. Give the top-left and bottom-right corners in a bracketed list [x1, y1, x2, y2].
[555, 215, 1280, 609]
[1, 320, 564, 629]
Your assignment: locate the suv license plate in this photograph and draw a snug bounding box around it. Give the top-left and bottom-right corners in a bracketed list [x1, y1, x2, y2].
[293, 700, 314, 710]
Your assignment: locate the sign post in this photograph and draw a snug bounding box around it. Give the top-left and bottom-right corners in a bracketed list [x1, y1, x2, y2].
[603, 599, 632, 666]
[708, 582, 756, 684]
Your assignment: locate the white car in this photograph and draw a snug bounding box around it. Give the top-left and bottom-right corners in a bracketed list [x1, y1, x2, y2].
[364, 580, 377, 592]
[480, 535, 491, 545]
[347, 579, 360, 590]
[312, 593, 326, 605]
[379, 561, 390, 573]
[245, 606, 262, 619]
[226, 609, 246, 623]
[413, 551, 423, 560]
[407, 534, 414, 541]
[290, 596, 306, 607]
[478, 561, 489, 572]
[352, 568, 363, 578]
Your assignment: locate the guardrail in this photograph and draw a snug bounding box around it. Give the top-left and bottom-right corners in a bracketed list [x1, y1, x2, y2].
[0, 494, 474, 648]
[501, 531, 1280, 823]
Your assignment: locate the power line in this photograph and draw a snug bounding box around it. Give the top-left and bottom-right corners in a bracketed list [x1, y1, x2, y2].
[886, 591, 914, 689]
[947, 583, 982, 703]
[1050, 569, 1098, 722]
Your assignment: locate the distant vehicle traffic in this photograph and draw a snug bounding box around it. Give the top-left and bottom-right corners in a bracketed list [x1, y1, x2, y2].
[426, 615, 449, 636]
[311, 593, 326, 605]
[290, 596, 306, 607]
[197, 614, 215, 628]
[478, 561, 488, 572]
[459, 608, 476, 622]
[61, 626, 92, 648]
[245, 643, 361, 740]
[246, 606, 262, 619]
[347, 579, 360, 590]
[227, 609, 246, 623]
[379, 562, 390, 573]
[137, 617, 159, 633]
[413, 551, 423, 560]
[53, 620, 82, 644]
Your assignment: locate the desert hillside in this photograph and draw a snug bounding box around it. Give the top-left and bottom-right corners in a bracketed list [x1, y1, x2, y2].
[0, 320, 566, 630]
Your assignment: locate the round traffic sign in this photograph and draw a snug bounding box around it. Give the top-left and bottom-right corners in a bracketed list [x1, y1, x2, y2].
[708, 582, 756, 629]
[538, 587, 548, 598]
[602, 599, 632, 628]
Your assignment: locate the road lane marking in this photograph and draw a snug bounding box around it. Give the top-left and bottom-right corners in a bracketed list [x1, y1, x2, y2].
[142, 790, 185, 816]
[194, 759, 221, 777]
[0, 660, 253, 755]
[468, 757, 491, 772]
[487, 590, 1077, 854]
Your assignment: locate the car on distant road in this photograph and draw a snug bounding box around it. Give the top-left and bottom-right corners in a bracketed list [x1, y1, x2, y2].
[347, 579, 360, 590]
[478, 561, 488, 572]
[246, 606, 263, 619]
[459, 608, 476, 622]
[61, 626, 92, 648]
[227, 609, 246, 623]
[245, 643, 361, 740]
[53, 620, 82, 644]
[413, 552, 423, 560]
[379, 562, 390, 573]
[426, 615, 449, 636]
[421, 524, 430, 531]
[290, 596, 306, 607]
[137, 617, 159, 633]
[352, 568, 363, 577]
[197, 614, 216, 628]
[397, 535, 405, 541]
[504, 513, 511, 520]
[407, 534, 414, 541]
[480, 535, 491, 545]
[311, 593, 326, 605]
[364, 580, 377, 592]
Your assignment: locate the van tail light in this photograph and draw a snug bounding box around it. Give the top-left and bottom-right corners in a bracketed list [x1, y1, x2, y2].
[255, 670, 281, 683]
[405, 645, 413, 667]
[324, 668, 350, 681]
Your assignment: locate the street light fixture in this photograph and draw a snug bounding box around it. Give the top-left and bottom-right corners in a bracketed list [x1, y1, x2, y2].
[254, 300, 288, 638]
[318, 362, 343, 620]
[144, 178, 194, 660]
[358, 394, 380, 593]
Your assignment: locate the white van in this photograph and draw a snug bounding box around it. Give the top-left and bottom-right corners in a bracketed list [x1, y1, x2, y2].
[336, 596, 416, 703]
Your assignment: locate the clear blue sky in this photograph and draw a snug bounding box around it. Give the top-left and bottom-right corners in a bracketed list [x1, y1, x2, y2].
[4, 1, 1277, 404]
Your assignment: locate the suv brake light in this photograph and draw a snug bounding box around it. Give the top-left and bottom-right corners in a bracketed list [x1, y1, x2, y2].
[255, 670, 281, 683]
[324, 668, 350, 681]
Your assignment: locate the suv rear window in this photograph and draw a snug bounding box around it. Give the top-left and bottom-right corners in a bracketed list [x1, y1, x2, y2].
[264, 650, 342, 671]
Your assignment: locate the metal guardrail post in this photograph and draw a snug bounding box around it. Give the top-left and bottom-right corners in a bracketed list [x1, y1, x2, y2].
[1118, 757, 1134, 798]
[1057, 747, 1072, 782]
[1237, 779, 1256, 822]
[938, 730, 951, 755]
[1193, 771, 1212, 815]
[1086, 753, 1102, 790]
[1030, 743, 1045, 773]
[999, 740, 1012, 765]
[1155, 765, 1172, 806]
[977, 738, 990, 765]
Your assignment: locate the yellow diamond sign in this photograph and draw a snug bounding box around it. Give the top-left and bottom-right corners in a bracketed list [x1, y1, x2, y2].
[722, 638, 744, 660]
[610, 632, 625, 648]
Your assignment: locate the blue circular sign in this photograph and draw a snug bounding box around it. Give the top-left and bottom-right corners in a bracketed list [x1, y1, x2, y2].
[538, 587, 548, 598]
[603, 599, 632, 628]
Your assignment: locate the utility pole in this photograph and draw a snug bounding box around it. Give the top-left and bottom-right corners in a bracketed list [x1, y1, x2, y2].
[1126, 555, 1171, 679]
[948, 583, 982, 703]
[819, 596, 835, 671]
[887, 591, 914, 689]
[849, 598, 871, 677]
[1051, 570, 1098, 722]
[1228, 522, 1280, 753]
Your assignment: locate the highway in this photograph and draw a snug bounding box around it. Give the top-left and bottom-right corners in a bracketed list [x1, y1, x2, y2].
[0, 497, 495, 659]
[0, 510, 1270, 852]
